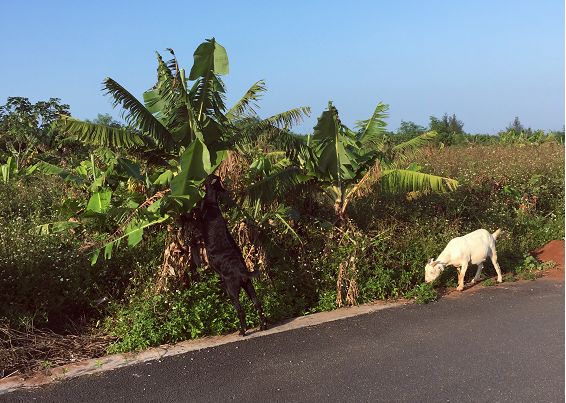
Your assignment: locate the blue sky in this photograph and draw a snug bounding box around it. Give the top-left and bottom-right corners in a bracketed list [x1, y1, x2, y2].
[1, 0, 564, 134]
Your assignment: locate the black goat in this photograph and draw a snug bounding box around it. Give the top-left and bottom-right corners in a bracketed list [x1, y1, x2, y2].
[200, 174, 267, 336]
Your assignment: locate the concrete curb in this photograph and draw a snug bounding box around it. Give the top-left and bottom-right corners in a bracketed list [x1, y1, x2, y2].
[0, 299, 408, 394]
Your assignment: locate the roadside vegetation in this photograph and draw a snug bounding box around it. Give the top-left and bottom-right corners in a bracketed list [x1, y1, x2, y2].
[1, 39, 564, 377]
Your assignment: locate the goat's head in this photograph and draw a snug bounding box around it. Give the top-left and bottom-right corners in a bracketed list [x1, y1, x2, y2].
[203, 174, 227, 195]
[424, 258, 443, 283]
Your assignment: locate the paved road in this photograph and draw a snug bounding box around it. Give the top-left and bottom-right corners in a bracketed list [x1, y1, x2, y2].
[5, 279, 564, 402]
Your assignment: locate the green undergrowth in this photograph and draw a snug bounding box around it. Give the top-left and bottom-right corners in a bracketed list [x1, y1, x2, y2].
[2, 143, 564, 353]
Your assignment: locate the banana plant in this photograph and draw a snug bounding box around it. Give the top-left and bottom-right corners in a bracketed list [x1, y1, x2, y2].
[311, 102, 459, 223]
[41, 38, 309, 269]
[1, 157, 17, 183]
[0, 156, 40, 183]
[244, 101, 458, 225]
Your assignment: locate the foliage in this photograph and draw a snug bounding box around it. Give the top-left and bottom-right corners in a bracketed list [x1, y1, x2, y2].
[482, 278, 497, 287]
[0, 175, 163, 331]
[105, 269, 238, 352]
[0, 97, 70, 168]
[428, 113, 465, 145]
[498, 128, 558, 145]
[3, 128, 563, 356]
[44, 39, 309, 266]
[513, 254, 555, 280]
[405, 283, 438, 304]
[429, 113, 464, 135]
[245, 102, 458, 224]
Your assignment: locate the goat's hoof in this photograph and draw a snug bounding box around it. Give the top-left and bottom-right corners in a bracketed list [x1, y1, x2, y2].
[260, 323, 268, 331]
[497, 277, 503, 283]
[456, 286, 464, 291]
[239, 329, 247, 337]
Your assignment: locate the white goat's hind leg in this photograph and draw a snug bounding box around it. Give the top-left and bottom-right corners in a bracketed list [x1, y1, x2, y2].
[491, 253, 503, 283]
[457, 263, 468, 291]
[471, 263, 484, 284]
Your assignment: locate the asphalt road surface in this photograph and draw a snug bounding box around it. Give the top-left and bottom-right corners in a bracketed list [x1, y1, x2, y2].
[5, 278, 564, 402]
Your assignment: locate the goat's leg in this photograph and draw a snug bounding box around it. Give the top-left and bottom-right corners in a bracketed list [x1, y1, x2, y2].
[227, 285, 247, 336]
[457, 263, 468, 291]
[491, 252, 503, 283]
[243, 280, 267, 331]
[471, 262, 484, 284]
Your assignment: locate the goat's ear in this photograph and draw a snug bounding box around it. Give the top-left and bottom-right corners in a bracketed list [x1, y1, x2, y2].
[428, 258, 434, 264]
[431, 260, 438, 267]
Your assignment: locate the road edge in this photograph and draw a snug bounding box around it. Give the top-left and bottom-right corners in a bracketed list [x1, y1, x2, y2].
[0, 298, 409, 394]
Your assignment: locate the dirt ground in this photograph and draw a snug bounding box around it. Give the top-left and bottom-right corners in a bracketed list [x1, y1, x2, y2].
[533, 240, 565, 280]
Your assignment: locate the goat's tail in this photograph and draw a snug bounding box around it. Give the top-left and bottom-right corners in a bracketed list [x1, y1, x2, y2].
[492, 228, 503, 241]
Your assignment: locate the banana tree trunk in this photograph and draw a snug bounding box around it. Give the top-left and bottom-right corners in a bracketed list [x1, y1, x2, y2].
[334, 198, 347, 226]
[155, 210, 207, 293]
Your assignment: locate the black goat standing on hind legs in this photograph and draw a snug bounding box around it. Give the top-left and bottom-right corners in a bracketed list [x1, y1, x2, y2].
[200, 174, 267, 336]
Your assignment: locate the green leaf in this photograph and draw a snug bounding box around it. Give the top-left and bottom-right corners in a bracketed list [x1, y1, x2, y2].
[143, 88, 167, 118]
[92, 215, 170, 265]
[1, 157, 16, 183]
[380, 169, 458, 194]
[103, 78, 175, 149]
[127, 222, 144, 247]
[104, 242, 114, 260]
[153, 169, 173, 185]
[116, 158, 142, 180]
[189, 38, 229, 80]
[171, 138, 211, 196]
[245, 166, 310, 205]
[90, 249, 100, 266]
[263, 107, 312, 130]
[310, 102, 361, 184]
[201, 117, 222, 145]
[226, 80, 266, 120]
[164, 190, 202, 213]
[58, 116, 146, 149]
[392, 131, 437, 161]
[35, 160, 84, 185]
[312, 102, 340, 143]
[357, 102, 389, 152]
[33, 220, 80, 235]
[86, 190, 112, 213]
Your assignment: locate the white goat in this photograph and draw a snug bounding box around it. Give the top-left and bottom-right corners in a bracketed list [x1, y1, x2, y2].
[424, 229, 502, 291]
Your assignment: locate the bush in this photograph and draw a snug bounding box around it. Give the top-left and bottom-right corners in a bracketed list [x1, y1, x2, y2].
[0, 176, 163, 331]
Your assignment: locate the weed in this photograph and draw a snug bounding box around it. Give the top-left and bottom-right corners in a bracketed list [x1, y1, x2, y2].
[514, 254, 550, 280]
[405, 283, 438, 304]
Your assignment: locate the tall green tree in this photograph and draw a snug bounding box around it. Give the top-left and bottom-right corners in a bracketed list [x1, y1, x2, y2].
[0, 97, 70, 167]
[428, 113, 464, 145]
[395, 120, 427, 141]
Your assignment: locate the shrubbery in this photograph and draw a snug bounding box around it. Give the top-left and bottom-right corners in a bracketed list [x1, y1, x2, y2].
[1, 142, 564, 353]
[0, 175, 163, 331]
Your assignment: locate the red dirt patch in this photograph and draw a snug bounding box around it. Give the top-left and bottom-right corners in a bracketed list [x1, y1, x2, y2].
[533, 240, 564, 280]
